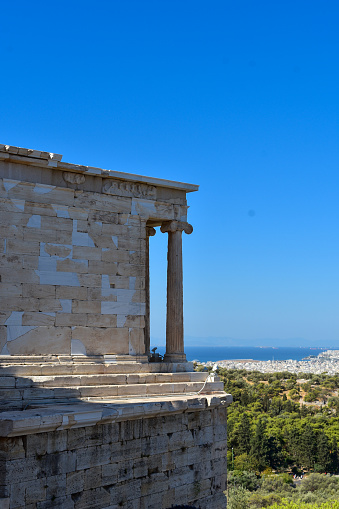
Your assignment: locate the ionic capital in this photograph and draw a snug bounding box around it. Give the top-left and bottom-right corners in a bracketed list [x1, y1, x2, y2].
[146, 226, 156, 237]
[160, 221, 193, 235]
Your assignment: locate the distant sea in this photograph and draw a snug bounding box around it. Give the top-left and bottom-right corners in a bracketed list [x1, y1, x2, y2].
[154, 346, 328, 363]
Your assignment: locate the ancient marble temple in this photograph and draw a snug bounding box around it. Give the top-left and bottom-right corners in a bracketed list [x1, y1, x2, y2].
[0, 144, 232, 509]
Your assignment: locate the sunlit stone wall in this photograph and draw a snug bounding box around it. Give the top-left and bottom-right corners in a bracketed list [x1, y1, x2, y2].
[0, 145, 190, 358]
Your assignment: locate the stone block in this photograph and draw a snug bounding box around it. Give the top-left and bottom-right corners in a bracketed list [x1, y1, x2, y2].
[38, 299, 63, 312]
[116, 263, 143, 277]
[1, 269, 40, 285]
[187, 478, 212, 503]
[41, 216, 73, 232]
[76, 445, 111, 470]
[25, 478, 46, 504]
[55, 313, 87, 326]
[161, 487, 176, 509]
[74, 192, 132, 213]
[129, 329, 145, 356]
[23, 228, 57, 243]
[119, 421, 134, 442]
[212, 439, 228, 460]
[0, 284, 22, 298]
[40, 451, 76, 477]
[169, 465, 195, 489]
[37, 495, 75, 509]
[72, 246, 102, 261]
[101, 249, 130, 264]
[101, 223, 127, 236]
[6, 326, 71, 356]
[132, 458, 148, 479]
[24, 433, 48, 457]
[6, 240, 40, 256]
[5, 457, 40, 484]
[117, 385, 146, 397]
[66, 470, 84, 495]
[24, 201, 56, 217]
[55, 286, 87, 299]
[110, 439, 141, 463]
[77, 274, 101, 287]
[22, 312, 55, 326]
[83, 466, 103, 490]
[72, 300, 101, 314]
[46, 431, 68, 454]
[22, 284, 56, 299]
[141, 435, 168, 457]
[117, 459, 134, 482]
[71, 327, 128, 356]
[213, 424, 227, 442]
[5, 182, 74, 207]
[45, 474, 67, 500]
[140, 472, 168, 497]
[72, 486, 110, 509]
[86, 314, 117, 327]
[109, 479, 141, 505]
[101, 423, 120, 445]
[9, 481, 26, 507]
[56, 231, 73, 244]
[67, 428, 86, 450]
[168, 430, 194, 452]
[101, 462, 118, 487]
[0, 438, 25, 460]
[88, 260, 118, 275]
[22, 251, 40, 270]
[57, 259, 88, 274]
[84, 425, 103, 448]
[161, 414, 187, 435]
[0, 378, 15, 389]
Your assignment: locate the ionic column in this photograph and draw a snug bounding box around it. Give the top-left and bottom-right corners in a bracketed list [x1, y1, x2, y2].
[160, 220, 193, 363]
[145, 226, 156, 356]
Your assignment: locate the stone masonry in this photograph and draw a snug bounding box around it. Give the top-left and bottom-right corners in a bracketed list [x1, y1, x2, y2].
[0, 144, 232, 508]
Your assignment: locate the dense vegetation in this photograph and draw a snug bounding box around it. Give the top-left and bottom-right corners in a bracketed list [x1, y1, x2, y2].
[219, 368, 339, 473]
[195, 366, 339, 508]
[227, 472, 339, 509]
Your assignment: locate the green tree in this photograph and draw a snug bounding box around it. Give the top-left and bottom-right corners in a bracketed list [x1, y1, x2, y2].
[251, 418, 270, 471]
[316, 431, 331, 472]
[299, 424, 316, 470]
[235, 413, 252, 455]
[330, 437, 339, 473]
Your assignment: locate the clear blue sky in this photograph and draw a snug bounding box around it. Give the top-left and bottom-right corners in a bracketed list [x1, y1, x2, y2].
[1, 1, 338, 347]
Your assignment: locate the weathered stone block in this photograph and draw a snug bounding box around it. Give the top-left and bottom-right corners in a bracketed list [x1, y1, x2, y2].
[66, 470, 84, 495]
[25, 479, 46, 504]
[76, 445, 111, 470]
[83, 466, 103, 490]
[45, 474, 67, 500]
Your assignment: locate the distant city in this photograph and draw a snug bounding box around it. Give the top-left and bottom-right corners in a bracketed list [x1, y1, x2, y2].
[200, 350, 339, 375]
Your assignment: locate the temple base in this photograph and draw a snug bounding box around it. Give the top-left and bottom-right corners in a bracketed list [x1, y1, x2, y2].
[163, 352, 187, 363]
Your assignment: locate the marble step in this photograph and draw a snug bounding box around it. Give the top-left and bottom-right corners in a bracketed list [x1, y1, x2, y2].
[0, 372, 209, 388]
[0, 379, 225, 411]
[0, 360, 194, 376]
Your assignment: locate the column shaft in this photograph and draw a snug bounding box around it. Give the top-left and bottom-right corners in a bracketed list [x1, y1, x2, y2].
[145, 235, 150, 356]
[145, 226, 156, 357]
[161, 221, 192, 363]
[165, 229, 185, 361]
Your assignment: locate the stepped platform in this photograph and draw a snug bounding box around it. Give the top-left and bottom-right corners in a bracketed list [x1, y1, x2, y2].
[0, 356, 225, 412]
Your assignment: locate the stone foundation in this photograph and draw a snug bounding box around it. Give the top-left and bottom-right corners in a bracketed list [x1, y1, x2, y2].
[0, 403, 228, 509]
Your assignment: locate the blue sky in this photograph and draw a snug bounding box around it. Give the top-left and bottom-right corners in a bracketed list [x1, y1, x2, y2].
[1, 1, 338, 347]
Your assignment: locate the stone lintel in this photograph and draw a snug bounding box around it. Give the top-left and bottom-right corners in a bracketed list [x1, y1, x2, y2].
[0, 143, 199, 193]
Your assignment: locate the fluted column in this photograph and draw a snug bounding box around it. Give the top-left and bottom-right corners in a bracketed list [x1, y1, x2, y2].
[160, 220, 193, 363]
[145, 226, 156, 356]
